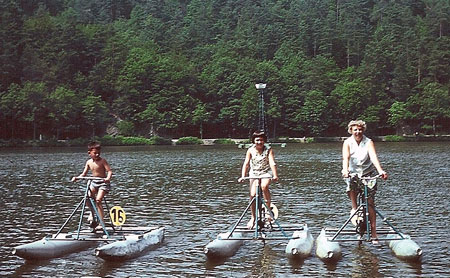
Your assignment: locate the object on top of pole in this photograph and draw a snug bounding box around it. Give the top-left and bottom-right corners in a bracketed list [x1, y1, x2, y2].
[255, 83, 266, 90]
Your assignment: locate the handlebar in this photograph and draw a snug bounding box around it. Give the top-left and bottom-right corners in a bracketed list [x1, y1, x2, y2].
[239, 176, 273, 180]
[72, 176, 104, 181]
[348, 173, 382, 180]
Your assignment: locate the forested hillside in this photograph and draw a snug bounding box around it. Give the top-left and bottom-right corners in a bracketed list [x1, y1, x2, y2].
[1, 0, 449, 140]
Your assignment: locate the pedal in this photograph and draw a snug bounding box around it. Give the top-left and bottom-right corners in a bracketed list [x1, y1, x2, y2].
[264, 221, 274, 231]
[89, 220, 98, 229]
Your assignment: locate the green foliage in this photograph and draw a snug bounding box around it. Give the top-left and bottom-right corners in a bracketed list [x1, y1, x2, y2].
[99, 135, 171, 146]
[118, 136, 154, 145]
[176, 137, 203, 145]
[297, 90, 329, 136]
[388, 101, 411, 126]
[239, 87, 258, 130]
[117, 120, 135, 136]
[192, 103, 210, 139]
[384, 135, 407, 142]
[98, 135, 123, 146]
[148, 136, 172, 145]
[0, 0, 449, 140]
[213, 138, 235, 145]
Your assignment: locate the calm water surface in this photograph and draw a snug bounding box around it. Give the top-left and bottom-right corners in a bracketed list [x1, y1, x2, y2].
[0, 142, 449, 277]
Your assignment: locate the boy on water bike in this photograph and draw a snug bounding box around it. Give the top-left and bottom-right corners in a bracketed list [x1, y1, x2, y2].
[238, 131, 279, 229]
[72, 141, 113, 230]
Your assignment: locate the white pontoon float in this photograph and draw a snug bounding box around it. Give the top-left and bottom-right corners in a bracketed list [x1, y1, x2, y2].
[316, 174, 422, 263]
[204, 177, 314, 260]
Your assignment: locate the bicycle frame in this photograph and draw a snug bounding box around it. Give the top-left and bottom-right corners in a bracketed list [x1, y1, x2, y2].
[330, 174, 405, 242]
[54, 177, 112, 239]
[226, 177, 293, 241]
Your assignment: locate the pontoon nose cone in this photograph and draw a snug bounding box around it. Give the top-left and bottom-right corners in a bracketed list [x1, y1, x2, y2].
[417, 248, 423, 256]
[291, 248, 298, 255]
[204, 247, 209, 255]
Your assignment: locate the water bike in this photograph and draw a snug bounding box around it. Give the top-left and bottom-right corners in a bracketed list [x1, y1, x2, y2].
[316, 174, 422, 263]
[13, 177, 164, 261]
[204, 176, 313, 259]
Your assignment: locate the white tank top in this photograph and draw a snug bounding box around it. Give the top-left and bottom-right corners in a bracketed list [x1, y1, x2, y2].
[346, 135, 374, 175]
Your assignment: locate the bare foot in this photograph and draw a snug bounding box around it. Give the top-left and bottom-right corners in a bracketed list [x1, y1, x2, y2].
[87, 212, 93, 223]
[247, 218, 255, 229]
[371, 238, 380, 245]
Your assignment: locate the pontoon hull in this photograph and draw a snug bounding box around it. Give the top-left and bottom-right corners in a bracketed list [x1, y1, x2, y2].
[285, 225, 314, 258]
[95, 227, 165, 260]
[204, 232, 244, 258]
[387, 233, 422, 261]
[315, 228, 342, 262]
[12, 233, 98, 260]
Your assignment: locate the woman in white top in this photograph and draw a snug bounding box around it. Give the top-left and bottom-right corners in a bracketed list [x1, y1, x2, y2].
[238, 131, 279, 229]
[342, 120, 388, 244]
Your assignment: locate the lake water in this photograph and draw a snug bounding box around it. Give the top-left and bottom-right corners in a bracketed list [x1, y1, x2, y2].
[0, 142, 449, 277]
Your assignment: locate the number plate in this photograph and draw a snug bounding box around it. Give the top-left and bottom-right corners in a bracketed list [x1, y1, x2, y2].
[109, 206, 126, 226]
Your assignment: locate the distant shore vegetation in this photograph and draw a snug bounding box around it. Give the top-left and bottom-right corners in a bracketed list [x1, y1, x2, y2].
[1, 134, 448, 148]
[1, 1, 449, 141]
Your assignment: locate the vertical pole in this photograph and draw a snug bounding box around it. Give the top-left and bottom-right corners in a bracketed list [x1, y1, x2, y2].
[262, 89, 264, 132]
[364, 185, 370, 239]
[258, 89, 267, 135]
[255, 83, 267, 135]
[76, 180, 91, 239]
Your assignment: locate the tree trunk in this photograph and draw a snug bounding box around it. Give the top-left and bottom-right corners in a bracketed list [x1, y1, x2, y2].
[33, 121, 37, 140]
[272, 120, 277, 139]
[432, 118, 436, 135]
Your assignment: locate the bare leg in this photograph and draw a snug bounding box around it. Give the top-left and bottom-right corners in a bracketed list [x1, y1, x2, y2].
[348, 190, 360, 226]
[261, 179, 271, 220]
[247, 180, 257, 229]
[95, 189, 107, 229]
[88, 187, 98, 222]
[368, 198, 378, 241]
[347, 190, 358, 210]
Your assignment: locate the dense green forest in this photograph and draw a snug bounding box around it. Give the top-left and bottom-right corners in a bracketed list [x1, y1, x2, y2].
[1, 0, 449, 140]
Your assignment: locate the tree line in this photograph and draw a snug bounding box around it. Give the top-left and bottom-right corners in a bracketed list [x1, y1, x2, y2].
[1, 0, 449, 140]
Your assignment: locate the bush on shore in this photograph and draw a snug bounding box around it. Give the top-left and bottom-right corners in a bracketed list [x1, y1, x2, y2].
[176, 137, 203, 145]
[383, 135, 407, 142]
[0, 135, 172, 147]
[100, 135, 172, 145]
[213, 138, 235, 145]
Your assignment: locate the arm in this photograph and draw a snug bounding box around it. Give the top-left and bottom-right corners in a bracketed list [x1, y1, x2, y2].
[341, 141, 350, 178]
[268, 148, 278, 182]
[238, 149, 252, 182]
[71, 161, 90, 182]
[367, 141, 388, 180]
[103, 159, 113, 183]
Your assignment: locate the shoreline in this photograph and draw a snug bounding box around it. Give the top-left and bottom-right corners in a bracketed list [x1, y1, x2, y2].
[1, 134, 449, 148]
[194, 134, 450, 146]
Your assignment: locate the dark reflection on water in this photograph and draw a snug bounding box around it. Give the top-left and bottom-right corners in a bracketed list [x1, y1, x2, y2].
[0, 142, 449, 277]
